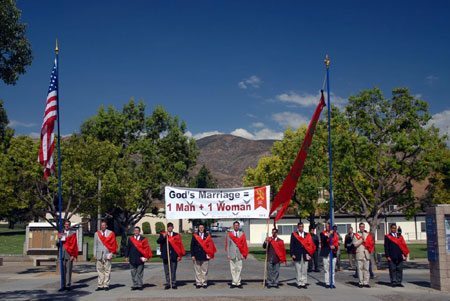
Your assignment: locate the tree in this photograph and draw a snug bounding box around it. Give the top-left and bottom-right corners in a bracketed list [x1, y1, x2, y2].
[190, 165, 217, 227]
[424, 147, 450, 206]
[81, 100, 198, 253]
[333, 87, 445, 234]
[0, 0, 33, 85]
[0, 100, 14, 152]
[190, 165, 217, 189]
[244, 124, 329, 224]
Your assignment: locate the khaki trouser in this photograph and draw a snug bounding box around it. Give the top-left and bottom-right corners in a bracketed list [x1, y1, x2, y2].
[194, 260, 209, 286]
[357, 258, 370, 285]
[348, 253, 356, 269]
[323, 257, 337, 286]
[96, 259, 112, 288]
[229, 258, 243, 285]
[294, 257, 308, 286]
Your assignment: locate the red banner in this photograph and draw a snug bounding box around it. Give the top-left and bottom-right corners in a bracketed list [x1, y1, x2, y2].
[193, 234, 217, 259]
[63, 233, 79, 258]
[292, 232, 317, 256]
[227, 232, 249, 259]
[270, 92, 326, 221]
[254, 186, 267, 209]
[97, 231, 118, 254]
[130, 236, 152, 259]
[385, 234, 410, 256]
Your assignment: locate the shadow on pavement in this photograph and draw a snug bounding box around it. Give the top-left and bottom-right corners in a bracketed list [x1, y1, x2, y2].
[376, 281, 394, 287]
[408, 281, 430, 288]
[0, 289, 91, 301]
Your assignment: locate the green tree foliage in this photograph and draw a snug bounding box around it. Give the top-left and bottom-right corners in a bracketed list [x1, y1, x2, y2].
[334, 88, 446, 232]
[244, 123, 329, 224]
[190, 165, 217, 189]
[190, 165, 217, 227]
[81, 100, 198, 253]
[0, 0, 32, 85]
[0, 100, 14, 152]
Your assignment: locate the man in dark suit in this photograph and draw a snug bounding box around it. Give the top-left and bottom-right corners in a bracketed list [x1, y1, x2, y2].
[320, 223, 339, 288]
[345, 227, 356, 270]
[157, 222, 184, 289]
[384, 224, 409, 287]
[290, 222, 315, 288]
[307, 225, 320, 273]
[125, 226, 150, 290]
[191, 223, 216, 288]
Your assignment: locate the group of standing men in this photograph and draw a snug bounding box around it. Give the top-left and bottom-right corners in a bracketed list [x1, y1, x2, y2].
[56, 220, 410, 291]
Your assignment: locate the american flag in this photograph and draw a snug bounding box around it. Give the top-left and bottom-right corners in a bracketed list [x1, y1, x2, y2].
[38, 58, 58, 179]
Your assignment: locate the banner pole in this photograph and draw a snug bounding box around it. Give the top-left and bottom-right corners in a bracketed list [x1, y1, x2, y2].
[325, 54, 335, 288]
[166, 228, 172, 288]
[262, 218, 270, 287]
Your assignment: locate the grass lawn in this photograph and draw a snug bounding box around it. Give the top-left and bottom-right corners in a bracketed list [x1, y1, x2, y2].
[0, 231, 193, 262]
[249, 243, 427, 261]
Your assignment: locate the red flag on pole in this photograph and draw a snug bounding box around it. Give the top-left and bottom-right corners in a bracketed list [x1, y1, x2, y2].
[270, 91, 326, 222]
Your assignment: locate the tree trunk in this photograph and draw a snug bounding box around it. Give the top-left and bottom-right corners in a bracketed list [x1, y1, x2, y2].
[8, 220, 15, 229]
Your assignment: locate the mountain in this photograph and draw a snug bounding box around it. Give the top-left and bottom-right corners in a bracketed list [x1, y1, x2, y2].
[193, 134, 276, 187]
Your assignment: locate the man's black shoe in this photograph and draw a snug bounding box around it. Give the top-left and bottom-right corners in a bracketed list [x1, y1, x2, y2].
[58, 287, 66, 292]
[172, 285, 177, 289]
[274, 285, 279, 289]
[203, 285, 207, 289]
[397, 283, 404, 287]
[365, 284, 371, 288]
[237, 284, 243, 289]
[307, 269, 313, 273]
[325, 285, 330, 288]
[330, 284, 336, 289]
[164, 285, 170, 290]
[196, 284, 201, 289]
[131, 287, 137, 291]
[104, 286, 109, 291]
[95, 287, 103, 291]
[230, 284, 235, 289]
[358, 284, 363, 288]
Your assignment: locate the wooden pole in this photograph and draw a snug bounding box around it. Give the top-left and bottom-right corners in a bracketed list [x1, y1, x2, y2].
[166, 230, 172, 288]
[262, 218, 271, 287]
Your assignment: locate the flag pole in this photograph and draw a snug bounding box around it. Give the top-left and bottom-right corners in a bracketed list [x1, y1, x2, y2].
[262, 217, 270, 288]
[325, 54, 335, 288]
[55, 39, 64, 291]
[166, 228, 173, 288]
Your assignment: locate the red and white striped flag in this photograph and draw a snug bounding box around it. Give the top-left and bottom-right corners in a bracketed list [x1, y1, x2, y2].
[38, 58, 58, 179]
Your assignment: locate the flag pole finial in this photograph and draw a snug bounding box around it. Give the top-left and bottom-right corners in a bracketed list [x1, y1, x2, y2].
[324, 54, 330, 69]
[55, 39, 59, 54]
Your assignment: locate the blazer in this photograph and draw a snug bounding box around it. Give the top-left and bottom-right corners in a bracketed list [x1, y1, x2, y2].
[319, 231, 338, 258]
[190, 232, 209, 261]
[290, 231, 311, 261]
[94, 229, 113, 260]
[226, 230, 244, 260]
[353, 231, 371, 260]
[384, 233, 404, 262]
[125, 235, 145, 266]
[157, 232, 180, 263]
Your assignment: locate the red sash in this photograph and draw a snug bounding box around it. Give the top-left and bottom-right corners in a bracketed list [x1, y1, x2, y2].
[193, 233, 217, 259]
[385, 234, 410, 256]
[130, 236, 152, 259]
[322, 230, 339, 249]
[268, 237, 287, 263]
[354, 231, 375, 254]
[97, 231, 118, 254]
[63, 233, 79, 258]
[162, 232, 186, 258]
[227, 232, 249, 259]
[292, 232, 317, 256]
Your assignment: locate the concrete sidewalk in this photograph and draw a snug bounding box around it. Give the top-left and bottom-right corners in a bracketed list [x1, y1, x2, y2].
[0, 232, 448, 301]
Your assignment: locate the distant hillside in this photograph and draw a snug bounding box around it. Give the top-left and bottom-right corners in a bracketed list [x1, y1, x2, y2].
[193, 134, 276, 187]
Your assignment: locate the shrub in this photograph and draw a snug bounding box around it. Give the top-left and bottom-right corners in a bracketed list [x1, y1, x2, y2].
[142, 222, 151, 234]
[155, 222, 165, 233]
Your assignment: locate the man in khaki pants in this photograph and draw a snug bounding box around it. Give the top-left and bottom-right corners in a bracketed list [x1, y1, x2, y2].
[225, 221, 248, 288]
[353, 222, 373, 288]
[191, 223, 217, 288]
[94, 221, 117, 291]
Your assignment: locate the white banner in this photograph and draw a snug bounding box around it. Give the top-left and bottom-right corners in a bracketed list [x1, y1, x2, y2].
[165, 186, 270, 219]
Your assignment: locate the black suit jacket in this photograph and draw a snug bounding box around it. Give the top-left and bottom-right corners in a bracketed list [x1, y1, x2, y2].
[319, 231, 338, 258]
[157, 232, 180, 263]
[125, 236, 145, 266]
[384, 233, 404, 262]
[190, 232, 209, 261]
[290, 232, 310, 261]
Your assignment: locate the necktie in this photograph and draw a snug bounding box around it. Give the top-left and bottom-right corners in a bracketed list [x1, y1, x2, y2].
[102, 231, 105, 237]
[135, 235, 138, 240]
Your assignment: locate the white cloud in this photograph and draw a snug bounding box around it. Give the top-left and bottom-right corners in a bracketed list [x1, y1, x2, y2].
[192, 130, 223, 140]
[276, 91, 346, 108]
[190, 127, 283, 141]
[184, 131, 193, 138]
[429, 110, 450, 144]
[251, 122, 265, 128]
[9, 120, 36, 128]
[272, 112, 309, 128]
[426, 75, 438, 85]
[238, 75, 262, 89]
[28, 132, 40, 138]
[230, 128, 254, 139]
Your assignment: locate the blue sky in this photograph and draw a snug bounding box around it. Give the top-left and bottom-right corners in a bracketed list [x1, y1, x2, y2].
[2, 0, 449, 141]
